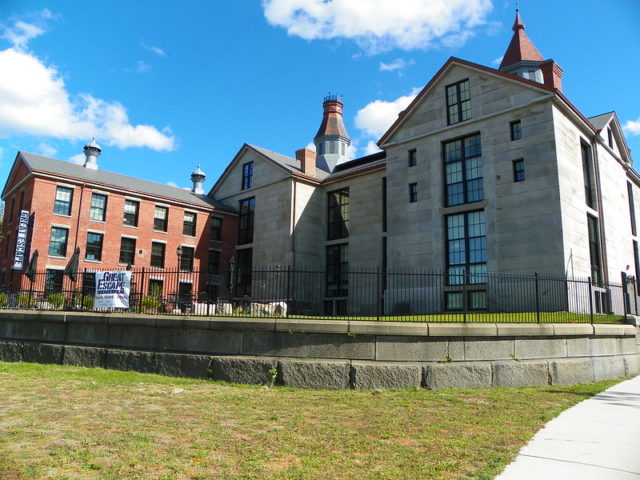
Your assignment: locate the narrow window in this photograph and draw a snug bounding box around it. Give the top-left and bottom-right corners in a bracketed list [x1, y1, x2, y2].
[119, 237, 136, 265]
[151, 242, 166, 268]
[607, 127, 614, 148]
[326, 244, 348, 297]
[54, 186, 73, 215]
[85, 232, 104, 261]
[327, 188, 350, 240]
[444, 133, 483, 206]
[382, 177, 387, 233]
[48, 227, 69, 257]
[154, 206, 168, 232]
[445, 79, 471, 125]
[208, 250, 220, 274]
[236, 248, 253, 296]
[510, 120, 522, 141]
[241, 161, 253, 190]
[210, 216, 223, 241]
[446, 211, 487, 286]
[238, 198, 255, 245]
[183, 211, 197, 236]
[582, 142, 596, 210]
[409, 183, 418, 203]
[513, 159, 525, 182]
[123, 200, 139, 226]
[587, 214, 603, 285]
[89, 193, 107, 221]
[180, 246, 194, 272]
[634, 241, 640, 295]
[408, 149, 417, 167]
[628, 182, 637, 236]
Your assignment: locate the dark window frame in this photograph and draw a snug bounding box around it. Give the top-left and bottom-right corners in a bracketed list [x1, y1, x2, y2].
[119, 237, 136, 265]
[327, 188, 350, 240]
[236, 248, 252, 296]
[445, 210, 487, 287]
[510, 120, 522, 141]
[513, 159, 525, 182]
[180, 246, 194, 272]
[445, 79, 471, 125]
[582, 141, 597, 210]
[587, 214, 603, 286]
[183, 211, 197, 237]
[408, 149, 417, 167]
[48, 227, 69, 257]
[443, 133, 483, 207]
[326, 243, 348, 298]
[123, 199, 139, 227]
[85, 232, 104, 261]
[628, 182, 637, 236]
[208, 249, 220, 274]
[151, 242, 166, 268]
[54, 186, 73, 216]
[89, 193, 108, 222]
[210, 216, 223, 241]
[241, 161, 253, 190]
[409, 182, 418, 203]
[45, 269, 64, 295]
[154, 206, 168, 232]
[238, 197, 255, 245]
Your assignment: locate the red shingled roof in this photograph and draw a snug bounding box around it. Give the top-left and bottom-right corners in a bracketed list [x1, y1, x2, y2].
[499, 10, 544, 69]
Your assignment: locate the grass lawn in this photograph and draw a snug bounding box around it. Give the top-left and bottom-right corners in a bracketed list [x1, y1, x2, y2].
[0, 362, 625, 480]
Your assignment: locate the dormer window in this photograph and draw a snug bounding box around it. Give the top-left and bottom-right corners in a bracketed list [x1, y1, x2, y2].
[607, 127, 614, 148]
[446, 79, 471, 125]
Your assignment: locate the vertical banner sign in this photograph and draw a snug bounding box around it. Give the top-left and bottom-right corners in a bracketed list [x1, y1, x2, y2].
[12, 210, 30, 270]
[94, 271, 132, 308]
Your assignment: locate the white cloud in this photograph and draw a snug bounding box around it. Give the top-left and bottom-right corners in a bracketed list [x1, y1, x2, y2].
[262, 0, 493, 53]
[364, 140, 382, 155]
[492, 55, 503, 66]
[2, 21, 44, 50]
[354, 89, 419, 138]
[166, 180, 179, 188]
[379, 58, 414, 72]
[69, 153, 85, 165]
[135, 60, 150, 73]
[36, 143, 57, 157]
[142, 42, 166, 57]
[0, 47, 175, 151]
[623, 118, 640, 136]
[305, 142, 316, 152]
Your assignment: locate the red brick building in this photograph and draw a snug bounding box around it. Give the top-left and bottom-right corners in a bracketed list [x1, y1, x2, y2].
[0, 142, 237, 304]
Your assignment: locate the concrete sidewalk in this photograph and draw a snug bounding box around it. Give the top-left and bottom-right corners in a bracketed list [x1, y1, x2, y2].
[496, 375, 640, 480]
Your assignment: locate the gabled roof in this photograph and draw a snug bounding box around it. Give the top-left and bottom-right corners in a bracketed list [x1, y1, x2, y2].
[588, 111, 633, 163]
[377, 57, 558, 146]
[499, 10, 544, 70]
[5, 151, 234, 212]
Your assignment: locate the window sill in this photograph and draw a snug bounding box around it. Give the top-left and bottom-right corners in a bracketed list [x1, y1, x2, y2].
[123, 224, 138, 229]
[47, 255, 67, 259]
[85, 259, 102, 264]
[89, 219, 106, 223]
[442, 200, 486, 215]
[153, 229, 168, 234]
[53, 213, 72, 218]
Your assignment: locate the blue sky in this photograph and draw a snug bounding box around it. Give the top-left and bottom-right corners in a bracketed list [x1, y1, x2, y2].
[1, 0, 639, 192]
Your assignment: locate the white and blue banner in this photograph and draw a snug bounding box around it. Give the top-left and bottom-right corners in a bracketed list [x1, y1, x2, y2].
[94, 271, 132, 309]
[12, 210, 30, 270]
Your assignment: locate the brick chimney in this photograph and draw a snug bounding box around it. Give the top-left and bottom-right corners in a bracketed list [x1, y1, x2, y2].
[540, 60, 563, 92]
[295, 148, 316, 175]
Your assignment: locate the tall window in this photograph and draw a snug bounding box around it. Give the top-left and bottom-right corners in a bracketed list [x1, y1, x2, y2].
[86, 232, 104, 261]
[628, 182, 637, 236]
[327, 188, 349, 240]
[48, 227, 69, 257]
[54, 186, 73, 215]
[326, 244, 348, 297]
[45, 269, 64, 294]
[238, 198, 255, 245]
[183, 211, 197, 236]
[208, 249, 220, 274]
[444, 133, 483, 206]
[634, 241, 640, 295]
[241, 161, 253, 190]
[446, 79, 470, 125]
[180, 246, 194, 272]
[446, 211, 486, 285]
[408, 149, 417, 167]
[607, 127, 614, 148]
[151, 242, 166, 268]
[236, 248, 252, 296]
[123, 199, 139, 226]
[409, 183, 418, 203]
[89, 193, 107, 221]
[119, 237, 136, 265]
[582, 142, 596, 210]
[587, 215, 603, 285]
[154, 206, 168, 232]
[210, 217, 223, 241]
[510, 120, 522, 141]
[513, 159, 525, 182]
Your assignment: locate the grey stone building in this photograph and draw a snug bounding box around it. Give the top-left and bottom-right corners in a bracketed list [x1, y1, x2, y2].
[210, 11, 638, 315]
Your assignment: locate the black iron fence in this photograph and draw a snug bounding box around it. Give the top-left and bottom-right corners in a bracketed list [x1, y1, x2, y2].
[0, 266, 635, 323]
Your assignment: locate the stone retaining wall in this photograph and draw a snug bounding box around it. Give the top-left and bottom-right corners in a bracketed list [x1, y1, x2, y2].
[0, 310, 638, 389]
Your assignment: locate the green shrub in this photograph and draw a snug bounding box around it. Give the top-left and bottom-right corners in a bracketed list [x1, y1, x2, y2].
[82, 296, 95, 310]
[141, 295, 162, 313]
[46, 292, 65, 309]
[0, 292, 8, 307]
[18, 293, 34, 308]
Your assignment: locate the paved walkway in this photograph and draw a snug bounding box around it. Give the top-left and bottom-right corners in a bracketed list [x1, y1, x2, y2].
[496, 375, 640, 479]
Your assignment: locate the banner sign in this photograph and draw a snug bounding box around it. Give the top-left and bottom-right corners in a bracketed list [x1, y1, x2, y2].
[94, 271, 132, 309]
[12, 210, 30, 270]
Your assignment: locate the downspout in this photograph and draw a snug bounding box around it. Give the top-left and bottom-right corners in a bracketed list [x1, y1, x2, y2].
[73, 183, 86, 252]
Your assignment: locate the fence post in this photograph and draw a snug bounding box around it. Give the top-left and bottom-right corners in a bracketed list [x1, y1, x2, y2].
[286, 265, 291, 318]
[621, 272, 628, 320]
[376, 267, 381, 321]
[588, 276, 594, 324]
[462, 268, 467, 323]
[80, 268, 86, 311]
[534, 272, 540, 323]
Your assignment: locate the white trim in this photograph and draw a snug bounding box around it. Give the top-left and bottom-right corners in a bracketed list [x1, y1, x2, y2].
[121, 234, 138, 240]
[152, 239, 168, 244]
[91, 189, 110, 196]
[45, 265, 65, 271]
[50, 223, 71, 229]
[55, 182, 76, 189]
[86, 229, 105, 235]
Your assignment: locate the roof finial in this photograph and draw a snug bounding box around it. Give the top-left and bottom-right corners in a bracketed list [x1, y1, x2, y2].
[512, 8, 525, 31]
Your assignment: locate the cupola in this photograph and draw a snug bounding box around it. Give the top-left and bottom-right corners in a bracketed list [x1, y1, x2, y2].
[83, 138, 101, 170]
[313, 95, 350, 173]
[191, 165, 206, 194]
